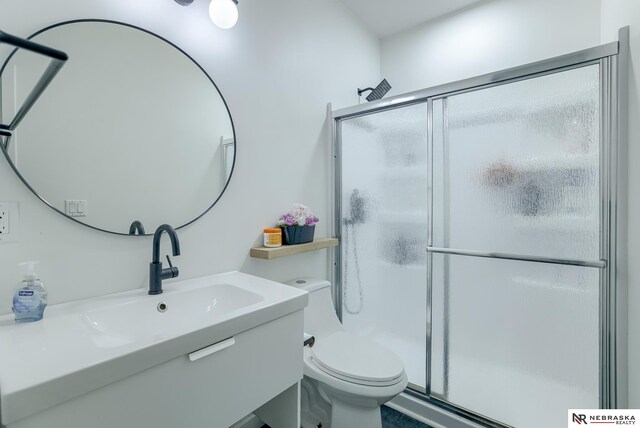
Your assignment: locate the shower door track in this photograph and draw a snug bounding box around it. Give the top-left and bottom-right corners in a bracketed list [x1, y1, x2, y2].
[331, 28, 628, 427]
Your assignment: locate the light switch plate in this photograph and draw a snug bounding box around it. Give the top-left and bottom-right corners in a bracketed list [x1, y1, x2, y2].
[65, 200, 87, 217]
[0, 202, 19, 243]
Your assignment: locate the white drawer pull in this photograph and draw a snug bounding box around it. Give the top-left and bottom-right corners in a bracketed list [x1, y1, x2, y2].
[189, 337, 235, 362]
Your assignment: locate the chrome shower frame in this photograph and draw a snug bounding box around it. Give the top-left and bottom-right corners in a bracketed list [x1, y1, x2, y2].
[329, 27, 629, 426]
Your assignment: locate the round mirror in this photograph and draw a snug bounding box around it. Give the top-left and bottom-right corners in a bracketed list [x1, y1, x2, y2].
[0, 20, 235, 235]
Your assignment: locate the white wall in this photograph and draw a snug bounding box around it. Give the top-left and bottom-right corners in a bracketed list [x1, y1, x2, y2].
[601, 0, 640, 409]
[380, 0, 601, 95]
[0, 0, 380, 313]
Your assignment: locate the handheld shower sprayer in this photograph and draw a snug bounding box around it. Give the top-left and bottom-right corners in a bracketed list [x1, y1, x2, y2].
[343, 188, 367, 315]
[346, 189, 367, 225]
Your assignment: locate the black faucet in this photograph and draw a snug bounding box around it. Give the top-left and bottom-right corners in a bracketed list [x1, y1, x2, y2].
[129, 220, 146, 236]
[149, 224, 181, 295]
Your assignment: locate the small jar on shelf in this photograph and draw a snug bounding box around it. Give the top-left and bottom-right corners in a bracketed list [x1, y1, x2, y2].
[263, 228, 282, 248]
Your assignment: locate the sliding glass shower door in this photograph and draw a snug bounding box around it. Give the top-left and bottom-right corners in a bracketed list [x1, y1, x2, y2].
[429, 64, 602, 427]
[335, 48, 617, 428]
[339, 103, 429, 391]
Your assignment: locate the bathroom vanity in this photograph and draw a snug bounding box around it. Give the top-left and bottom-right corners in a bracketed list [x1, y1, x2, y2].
[0, 272, 308, 428]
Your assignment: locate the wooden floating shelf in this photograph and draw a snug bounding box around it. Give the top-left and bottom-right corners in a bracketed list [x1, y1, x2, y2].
[250, 238, 339, 260]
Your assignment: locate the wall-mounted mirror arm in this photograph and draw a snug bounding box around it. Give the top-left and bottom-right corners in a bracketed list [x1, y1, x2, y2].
[0, 30, 68, 142]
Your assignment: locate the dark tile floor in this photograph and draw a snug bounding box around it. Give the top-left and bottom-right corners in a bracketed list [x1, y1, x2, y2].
[381, 406, 433, 428]
[262, 405, 432, 428]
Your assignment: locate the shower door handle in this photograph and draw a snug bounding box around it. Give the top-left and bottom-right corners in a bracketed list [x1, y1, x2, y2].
[426, 246, 607, 269]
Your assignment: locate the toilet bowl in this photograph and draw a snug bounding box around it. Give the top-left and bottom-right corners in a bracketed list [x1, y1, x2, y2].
[285, 278, 408, 428]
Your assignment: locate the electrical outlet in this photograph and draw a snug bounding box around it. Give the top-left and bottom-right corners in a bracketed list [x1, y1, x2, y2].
[0, 202, 19, 242]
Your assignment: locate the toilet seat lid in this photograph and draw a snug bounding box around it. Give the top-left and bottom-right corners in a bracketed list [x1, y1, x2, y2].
[311, 331, 405, 386]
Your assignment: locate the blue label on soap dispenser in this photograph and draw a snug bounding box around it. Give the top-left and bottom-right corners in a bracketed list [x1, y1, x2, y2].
[13, 288, 41, 315]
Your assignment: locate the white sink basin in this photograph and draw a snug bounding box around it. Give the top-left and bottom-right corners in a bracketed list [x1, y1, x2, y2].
[81, 282, 264, 348]
[0, 271, 308, 426]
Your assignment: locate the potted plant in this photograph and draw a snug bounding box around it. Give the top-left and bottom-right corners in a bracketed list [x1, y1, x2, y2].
[277, 203, 319, 245]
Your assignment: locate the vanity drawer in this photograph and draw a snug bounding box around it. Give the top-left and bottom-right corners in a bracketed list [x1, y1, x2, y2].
[9, 311, 304, 428]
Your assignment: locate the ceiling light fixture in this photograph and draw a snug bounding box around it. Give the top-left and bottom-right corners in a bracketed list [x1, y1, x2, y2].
[209, 0, 239, 29]
[174, 0, 239, 29]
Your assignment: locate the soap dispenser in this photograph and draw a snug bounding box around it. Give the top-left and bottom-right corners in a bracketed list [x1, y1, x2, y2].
[13, 261, 48, 323]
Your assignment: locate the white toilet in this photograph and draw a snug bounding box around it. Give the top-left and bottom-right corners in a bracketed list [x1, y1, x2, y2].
[285, 278, 408, 428]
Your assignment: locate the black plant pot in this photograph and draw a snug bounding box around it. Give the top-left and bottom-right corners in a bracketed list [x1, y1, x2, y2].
[281, 225, 315, 245]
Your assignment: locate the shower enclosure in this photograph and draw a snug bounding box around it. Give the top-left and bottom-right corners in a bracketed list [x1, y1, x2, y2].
[331, 31, 627, 428]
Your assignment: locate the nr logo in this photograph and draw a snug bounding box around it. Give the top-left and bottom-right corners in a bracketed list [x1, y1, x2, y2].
[572, 413, 588, 424]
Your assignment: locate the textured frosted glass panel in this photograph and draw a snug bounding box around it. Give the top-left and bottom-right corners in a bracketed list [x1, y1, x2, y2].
[433, 65, 600, 260]
[431, 254, 599, 428]
[340, 103, 428, 389]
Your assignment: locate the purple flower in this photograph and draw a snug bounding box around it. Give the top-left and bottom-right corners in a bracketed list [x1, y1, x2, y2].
[306, 216, 320, 226]
[282, 214, 296, 226]
[276, 204, 320, 227]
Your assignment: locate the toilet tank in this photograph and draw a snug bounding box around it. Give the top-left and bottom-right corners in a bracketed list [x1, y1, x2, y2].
[284, 278, 343, 337]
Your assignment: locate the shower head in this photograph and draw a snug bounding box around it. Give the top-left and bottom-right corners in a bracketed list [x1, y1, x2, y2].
[358, 79, 391, 102]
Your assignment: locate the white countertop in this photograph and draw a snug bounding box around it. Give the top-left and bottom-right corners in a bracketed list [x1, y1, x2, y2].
[0, 271, 307, 425]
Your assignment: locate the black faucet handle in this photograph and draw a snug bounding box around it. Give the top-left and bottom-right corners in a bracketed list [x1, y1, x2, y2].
[165, 255, 179, 279]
